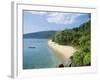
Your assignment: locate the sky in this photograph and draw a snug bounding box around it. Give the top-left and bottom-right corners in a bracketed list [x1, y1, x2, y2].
[23, 10, 90, 34]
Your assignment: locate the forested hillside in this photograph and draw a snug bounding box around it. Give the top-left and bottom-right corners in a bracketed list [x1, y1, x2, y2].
[23, 31, 56, 39]
[51, 20, 91, 66]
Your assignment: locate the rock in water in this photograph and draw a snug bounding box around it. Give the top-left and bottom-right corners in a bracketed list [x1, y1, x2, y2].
[59, 64, 64, 68]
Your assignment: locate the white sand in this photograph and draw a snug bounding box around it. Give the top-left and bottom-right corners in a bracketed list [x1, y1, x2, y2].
[48, 40, 76, 61]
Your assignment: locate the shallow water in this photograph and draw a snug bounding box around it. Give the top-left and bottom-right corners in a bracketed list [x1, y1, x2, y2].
[23, 39, 63, 69]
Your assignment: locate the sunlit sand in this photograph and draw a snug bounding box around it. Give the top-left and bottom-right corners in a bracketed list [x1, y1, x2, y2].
[48, 40, 76, 62]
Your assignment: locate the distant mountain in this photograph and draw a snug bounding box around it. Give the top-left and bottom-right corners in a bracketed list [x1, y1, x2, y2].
[23, 31, 57, 39]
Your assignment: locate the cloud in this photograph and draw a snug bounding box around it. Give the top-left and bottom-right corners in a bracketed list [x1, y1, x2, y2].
[26, 11, 88, 25]
[27, 11, 47, 15]
[47, 13, 65, 24]
[47, 12, 85, 24]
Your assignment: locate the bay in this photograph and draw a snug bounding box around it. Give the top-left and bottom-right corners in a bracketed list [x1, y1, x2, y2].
[23, 39, 63, 69]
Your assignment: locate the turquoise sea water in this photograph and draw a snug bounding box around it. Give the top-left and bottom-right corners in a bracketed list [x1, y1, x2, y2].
[23, 39, 63, 69]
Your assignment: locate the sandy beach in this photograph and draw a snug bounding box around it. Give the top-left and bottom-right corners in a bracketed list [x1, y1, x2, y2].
[48, 40, 76, 62]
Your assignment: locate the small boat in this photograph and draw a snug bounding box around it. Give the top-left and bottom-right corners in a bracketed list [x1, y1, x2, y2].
[28, 46, 36, 48]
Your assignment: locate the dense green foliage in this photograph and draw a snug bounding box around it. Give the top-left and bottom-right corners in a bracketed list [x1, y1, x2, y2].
[51, 20, 91, 66]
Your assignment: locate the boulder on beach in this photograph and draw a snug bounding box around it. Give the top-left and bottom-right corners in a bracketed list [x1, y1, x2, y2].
[64, 58, 72, 67]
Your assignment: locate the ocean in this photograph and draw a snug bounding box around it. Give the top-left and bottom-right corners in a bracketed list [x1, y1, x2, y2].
[23, 39, 63, 69]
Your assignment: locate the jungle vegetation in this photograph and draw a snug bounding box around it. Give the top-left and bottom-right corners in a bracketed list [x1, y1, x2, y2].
[51, 20, 91, 66]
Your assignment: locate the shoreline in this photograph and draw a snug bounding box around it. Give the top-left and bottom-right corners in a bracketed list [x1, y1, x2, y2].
[48, 40, 76, 62]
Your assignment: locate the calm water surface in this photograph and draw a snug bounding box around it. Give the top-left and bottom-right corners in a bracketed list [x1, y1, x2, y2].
[23, 39, 63, 69]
